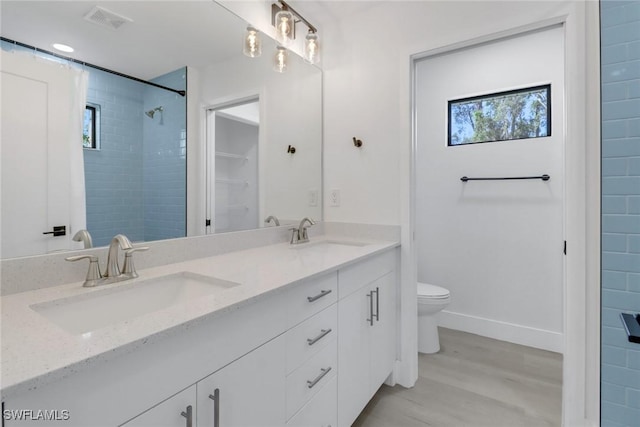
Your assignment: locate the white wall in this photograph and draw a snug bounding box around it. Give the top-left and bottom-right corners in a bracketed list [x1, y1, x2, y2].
[313, 1, 599, 425]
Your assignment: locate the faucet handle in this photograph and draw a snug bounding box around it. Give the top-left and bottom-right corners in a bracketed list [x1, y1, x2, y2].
[122, 247, 149, 278]
[65, 255, 102, 287]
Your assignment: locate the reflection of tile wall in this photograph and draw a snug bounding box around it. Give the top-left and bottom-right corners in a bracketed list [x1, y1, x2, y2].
[142, 68, 187, 242]
[600, 1, 640, 426]
[84, 69, 144, 247]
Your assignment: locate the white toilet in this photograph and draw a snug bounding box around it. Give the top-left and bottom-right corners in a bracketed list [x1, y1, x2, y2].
[417, 282, 450, 354]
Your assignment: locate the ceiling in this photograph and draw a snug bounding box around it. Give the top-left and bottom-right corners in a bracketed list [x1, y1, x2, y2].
[0, 1, 248, 79]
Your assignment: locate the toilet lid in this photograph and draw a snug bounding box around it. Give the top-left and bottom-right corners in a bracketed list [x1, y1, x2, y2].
[417, 282, 450, 299]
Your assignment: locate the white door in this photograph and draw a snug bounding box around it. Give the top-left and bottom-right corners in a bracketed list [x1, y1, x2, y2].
[415, 26, 565, 351]
[1, 52, 79, 258]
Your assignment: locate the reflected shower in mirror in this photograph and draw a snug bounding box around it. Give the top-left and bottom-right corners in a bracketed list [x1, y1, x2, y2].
[0, 1, 322, 259]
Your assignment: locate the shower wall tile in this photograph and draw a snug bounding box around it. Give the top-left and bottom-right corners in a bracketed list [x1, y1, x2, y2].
[84, 68, 144, 247]
[142, 68, 187, 242]
[601, 2, 640, 425]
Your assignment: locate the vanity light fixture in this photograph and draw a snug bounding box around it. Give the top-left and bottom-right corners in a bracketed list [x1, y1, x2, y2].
[274, 45, 288, 73]
[52, 43, 74, 53]
[272, 1, 320, 63]
[243, 26, 262, 58]
[303, 30, 319, 64]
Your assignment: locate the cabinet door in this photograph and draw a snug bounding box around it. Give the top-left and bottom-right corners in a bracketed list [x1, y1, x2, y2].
[369, 272, 397, 394]
[337, 287, 371, 427]
[197, 335, 286, 427]
[121, 386, 196, 427]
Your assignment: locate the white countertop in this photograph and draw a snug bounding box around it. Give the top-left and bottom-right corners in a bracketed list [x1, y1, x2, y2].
[1, 235, 399, 400]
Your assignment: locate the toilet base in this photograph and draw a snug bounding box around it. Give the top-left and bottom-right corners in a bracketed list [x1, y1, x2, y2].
[418, 314, 441, 354]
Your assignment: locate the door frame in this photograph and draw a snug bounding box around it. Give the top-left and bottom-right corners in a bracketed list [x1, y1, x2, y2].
[203, 94, 262, 234]
[408, 5, 600, 425]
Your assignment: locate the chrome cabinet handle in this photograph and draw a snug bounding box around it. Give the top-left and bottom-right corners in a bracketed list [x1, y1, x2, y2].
[367, 291, 374, 326]
[307, 289, 332, 302]
[180, 405, 193, 427]
[307, 328, 332, 346]
[307, 367, 332, 389]
[374, 286, 380, 322]
[209, 388, 220, 427]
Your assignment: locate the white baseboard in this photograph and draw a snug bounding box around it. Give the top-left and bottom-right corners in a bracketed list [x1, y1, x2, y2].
[439, 310, 564, 354]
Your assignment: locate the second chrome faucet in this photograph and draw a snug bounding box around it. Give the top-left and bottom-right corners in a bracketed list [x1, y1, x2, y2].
[290, 217, 315, 244]
[66, 234, 148, 287]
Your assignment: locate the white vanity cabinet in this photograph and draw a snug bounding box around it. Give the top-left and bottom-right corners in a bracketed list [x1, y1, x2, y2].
[121, 336, 285, 427]
[337, 251, 398, 427]
[2, 246, 399, 427]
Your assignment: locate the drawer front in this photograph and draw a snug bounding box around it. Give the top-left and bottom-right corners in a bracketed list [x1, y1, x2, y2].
[286, 376, 337, 427]
[286, 338, 337, 420]
[338, 250, 396, 299]
[286, 304, 338, 374]
[287, 272, 337, 328]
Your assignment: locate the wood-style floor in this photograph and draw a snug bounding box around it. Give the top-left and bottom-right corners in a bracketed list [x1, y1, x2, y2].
[353, 328, 563, 427]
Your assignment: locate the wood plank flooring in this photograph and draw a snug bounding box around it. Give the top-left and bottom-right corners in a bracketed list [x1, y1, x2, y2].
[353, 328, 563, 427]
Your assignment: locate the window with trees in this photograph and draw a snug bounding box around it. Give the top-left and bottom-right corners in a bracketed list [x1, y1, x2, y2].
[448, 85, 551, 146]
[83, 104, 100, 149]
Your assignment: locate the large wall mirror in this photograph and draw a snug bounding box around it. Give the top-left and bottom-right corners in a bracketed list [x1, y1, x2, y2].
[0, 1, 322, 259]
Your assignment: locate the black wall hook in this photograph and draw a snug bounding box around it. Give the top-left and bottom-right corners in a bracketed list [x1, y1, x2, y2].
[353, 137, 363, 148]
[287, 145, 296, 154]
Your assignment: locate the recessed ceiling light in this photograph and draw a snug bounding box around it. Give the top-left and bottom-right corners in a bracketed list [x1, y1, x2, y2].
[52, 43, 74, 53]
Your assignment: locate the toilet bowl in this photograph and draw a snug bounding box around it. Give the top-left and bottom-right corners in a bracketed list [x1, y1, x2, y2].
[417, 282, 450, 354]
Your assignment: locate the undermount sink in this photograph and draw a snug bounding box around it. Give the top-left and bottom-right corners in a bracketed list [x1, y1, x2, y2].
[30, 272, 240, 335]
[291, 240, 369, 250]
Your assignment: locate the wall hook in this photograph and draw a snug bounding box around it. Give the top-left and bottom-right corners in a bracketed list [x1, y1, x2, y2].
[287, 145, 296, 154]
[353, 137, 363, 148]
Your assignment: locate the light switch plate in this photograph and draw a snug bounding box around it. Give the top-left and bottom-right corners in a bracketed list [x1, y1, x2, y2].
[329, 189, 340, 207]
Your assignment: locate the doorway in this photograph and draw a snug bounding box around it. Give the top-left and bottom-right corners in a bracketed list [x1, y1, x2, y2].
[414, 26, 566, 351]
[205, 98, 260, 233]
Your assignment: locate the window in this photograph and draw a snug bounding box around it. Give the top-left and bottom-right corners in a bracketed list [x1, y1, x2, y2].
[83, 104, 100, 149]
[448, 85, 551, 146]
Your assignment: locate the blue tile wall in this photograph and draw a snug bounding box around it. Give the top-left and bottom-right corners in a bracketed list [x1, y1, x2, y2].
[142, 68, 187, 242]
[601, 2, 640, 426]
[84, 69, 145, 247]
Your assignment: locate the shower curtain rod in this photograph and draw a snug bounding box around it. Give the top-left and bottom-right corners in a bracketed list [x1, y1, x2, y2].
[1, 37, 186, 97]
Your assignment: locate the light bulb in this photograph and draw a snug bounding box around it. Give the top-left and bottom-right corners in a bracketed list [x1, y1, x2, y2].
[243, 26, 262, 58]
[274, 46, 288, 73]
[275, 9, 294, 45]
[304, 32, 319, 64]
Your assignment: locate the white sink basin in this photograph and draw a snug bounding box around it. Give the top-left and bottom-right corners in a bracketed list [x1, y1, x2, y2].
[291, 240, 369, 250]
[31, 272, 240, 335]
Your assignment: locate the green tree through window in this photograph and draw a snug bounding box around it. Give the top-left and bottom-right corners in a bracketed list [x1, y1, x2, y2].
[448, 85, 551, 146]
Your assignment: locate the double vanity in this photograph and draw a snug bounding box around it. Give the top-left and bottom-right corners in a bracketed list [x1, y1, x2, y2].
[1, 226, 400, 427]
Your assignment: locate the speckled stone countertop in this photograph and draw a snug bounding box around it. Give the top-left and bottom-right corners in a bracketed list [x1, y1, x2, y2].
[1, 235, 399, 400]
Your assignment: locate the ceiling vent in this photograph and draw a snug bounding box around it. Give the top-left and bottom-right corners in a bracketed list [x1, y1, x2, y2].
[83, 6, 132, 31]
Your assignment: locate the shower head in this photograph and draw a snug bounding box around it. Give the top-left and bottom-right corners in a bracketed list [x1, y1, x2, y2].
[145, 106, 164, 119]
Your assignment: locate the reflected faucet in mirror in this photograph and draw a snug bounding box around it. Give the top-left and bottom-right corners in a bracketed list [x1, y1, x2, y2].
[72, 230, 93, 249]
[264, 215, 280, 226]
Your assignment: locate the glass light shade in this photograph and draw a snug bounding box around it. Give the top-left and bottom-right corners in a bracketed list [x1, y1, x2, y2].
[243, 26, 262, 58]
[274, 9, 294, 46]
[274, 46, 288, 73]
[303, 32, 319, 64]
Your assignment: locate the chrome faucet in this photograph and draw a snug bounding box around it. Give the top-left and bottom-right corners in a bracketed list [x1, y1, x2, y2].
[104, 234, 133, 278]
[264, 215, 280, 226]
[290, 217, 315, 244]
[72, 229, 93, 249]
[65, 234, 148, 287]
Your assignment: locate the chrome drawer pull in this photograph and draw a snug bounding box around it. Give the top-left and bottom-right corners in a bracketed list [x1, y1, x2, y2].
[307, 366, 332, 389]
[307, 289, 332, 302]
[209, 388, 220, 427]
[180, 405, 193, 427]
[307, 328, 332, 346]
